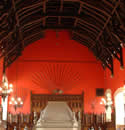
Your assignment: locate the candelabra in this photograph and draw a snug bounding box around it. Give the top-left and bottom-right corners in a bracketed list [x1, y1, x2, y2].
[9, 96, 23, 111]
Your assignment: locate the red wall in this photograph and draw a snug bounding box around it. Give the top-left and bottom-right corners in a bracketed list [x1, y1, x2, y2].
[7, 30, 105, 114]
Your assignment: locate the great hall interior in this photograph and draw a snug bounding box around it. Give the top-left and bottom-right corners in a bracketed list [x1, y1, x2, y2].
[0, 0, 125, 130]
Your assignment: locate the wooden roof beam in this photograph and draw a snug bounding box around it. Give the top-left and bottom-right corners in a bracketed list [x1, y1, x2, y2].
[0, 41, 22, 59]
[63, 0, 111, 18]
[115, 10, 125, 29]
[80, 8, 105, 26]
[74, 3, 82, 27]
[58, 0, 64, 25]
[12, 0, 24, 50]
[105, 27, 121, 53]
[72, 31, 97, 50]
[97, 32, 121, 61]
[80, 1, 110, 17]
[72, 31, 95, 44]
[72, 32, 114, 75]
[76, 23, 97, 39]
[77, 18, 101, 32]
[98, 35, 123, 69]
[78, 20, 99, 35]
[96, 0, 120, 41]
[102, 0, 114, 8]
[60, 0, 63, 12]
[17, 2, 43, 15]
[99, 54, 114, 76]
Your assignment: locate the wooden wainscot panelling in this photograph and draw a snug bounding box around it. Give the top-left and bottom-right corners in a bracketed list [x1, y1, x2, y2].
[30, 91, 84, 113]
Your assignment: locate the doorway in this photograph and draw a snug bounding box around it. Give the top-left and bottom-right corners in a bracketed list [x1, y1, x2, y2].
[114, 87, 125, 130]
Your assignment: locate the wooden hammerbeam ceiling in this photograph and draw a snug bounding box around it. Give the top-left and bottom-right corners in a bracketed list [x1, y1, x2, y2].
[0, 0, 125, 76]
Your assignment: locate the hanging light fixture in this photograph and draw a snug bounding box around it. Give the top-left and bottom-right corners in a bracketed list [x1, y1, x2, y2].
[0, 58, 13, 100]
[9, 96, 23, 111]
[9, 61, 23, 111]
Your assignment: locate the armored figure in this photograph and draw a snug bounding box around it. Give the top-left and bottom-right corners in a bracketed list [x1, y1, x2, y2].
[14, 126, 17, 130]
[105, 89, 113, 122]
[24, 126, 28, 130]
[91, 126, 94, 130]
[78, 111, 81, 121]
[72, 112, 77, 122]
[88, 126, 94, 130]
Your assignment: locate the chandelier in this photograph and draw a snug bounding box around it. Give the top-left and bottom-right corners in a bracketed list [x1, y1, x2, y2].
[0, 60, 13, 100]
[0, 74, 13, 99]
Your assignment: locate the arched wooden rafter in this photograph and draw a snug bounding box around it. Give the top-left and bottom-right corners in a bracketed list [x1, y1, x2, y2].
[0, 0, 125, 75]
